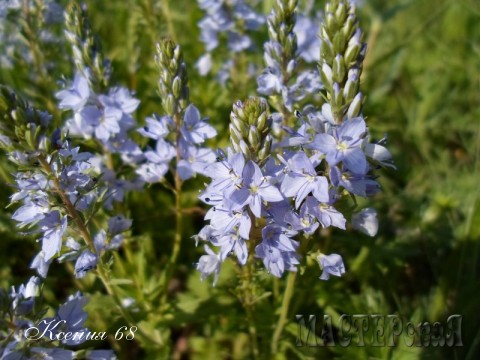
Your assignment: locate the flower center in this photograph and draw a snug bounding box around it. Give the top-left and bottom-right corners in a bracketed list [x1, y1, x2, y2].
[337, 141, 348, 151]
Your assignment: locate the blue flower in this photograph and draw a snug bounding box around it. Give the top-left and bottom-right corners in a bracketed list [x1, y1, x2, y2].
[227, 31, 252, 52]
[284, 206, 319, 235]
[329, 166, 380, 197]
[280, 152, 329, 209]
[303, 196, 346, 230]
[196, 245, 222, 286]
[75, 250, 98, 278]
[257, 67, 283, 95]
[205, 151, 245, 193]
[255, 225, 300, 277]
[352, 208, 378, 236]
[136, 162, 169, 183]
[39, 292, 89, 345]
[11, 276, 40, 315]
[38, 211, 67, 261]
[143, 138, 176, 165]
[56, 72, 90, 111]
[181, 104, 217, 144]
[31, 252, 51, 278]
[137, 114, 171, 140]
[209, 228, 248, 264]
[229, 160, 284, 217]
[177, 145, 217, 180]
[206, 202, 251, 236]
[11, 193, 49, 227]
[195, 53, 213, 76]
[108, 215, 132, 235]
[294, 14, 321, 63]
[311, 117, 368, 175]
[317, 253, 345, 280]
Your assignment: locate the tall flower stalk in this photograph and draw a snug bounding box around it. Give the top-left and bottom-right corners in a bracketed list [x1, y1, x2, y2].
[155, 39, 188, 304]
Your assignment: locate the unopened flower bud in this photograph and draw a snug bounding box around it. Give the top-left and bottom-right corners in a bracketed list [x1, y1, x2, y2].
[320, 63, 333, 88]
[347, 92, 363, 119]
[333, 54, 346, 83]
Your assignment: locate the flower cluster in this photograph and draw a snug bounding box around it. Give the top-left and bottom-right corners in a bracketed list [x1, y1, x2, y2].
[195, 0, 393, 284]
[56, 72, 142, 164]
[1, 87, 132, 280]
[56, 69, 145, 209]
[195, 0, 264, 80]
[137, 40, 217, 183]
[195, 101, 391, 283]
[137, 104, 217, 183]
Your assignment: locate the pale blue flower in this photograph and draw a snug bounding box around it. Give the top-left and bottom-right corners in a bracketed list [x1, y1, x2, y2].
[196, 245, 222, 286]
[177, 145, 217, 180]
[40, 292, 89, 345]
[38, 211, 67, 261]
[294, 14, 321, 62]
[75, 250, 98, 278]
[229, 160, 284, 217]
[137, 114, 171, 140]
[255, 225, 300, 277]
[136, 162, 169, 183]
[311, 117, 368, 174]
[352, 208, 378, 236]
[209, 228, 248, 264]
[108, 215, 132, 235]
[56, 72, 90, 111]
[330, 166, 380, 197]
[280, 152, 329, 209]
[303, 196, 346, 230]
[204, 203, 251, 238]
[181, 105, 217, 144]
[31, 252, 51, 278]
[196, 53, 213, 75]
[317, 253, 345, 280]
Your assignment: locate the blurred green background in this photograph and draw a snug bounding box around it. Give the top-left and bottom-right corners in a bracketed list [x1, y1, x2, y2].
[1, 0, 479, 358]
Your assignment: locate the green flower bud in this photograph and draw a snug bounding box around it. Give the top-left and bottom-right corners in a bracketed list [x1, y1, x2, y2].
[172, 76, 182, 98]
[248, 126, 261, 150]
[229, 97, 272, 163]
[165, 94, 176, 117]
[347, 92, 363, 119]
[320, 63, 333, 89]
[335, 2, 347, 24]
[333, 55, 346, 83]
[320, 40, 335, 64]
[156, 39, 189, 117]
[319, 0, 366, 123]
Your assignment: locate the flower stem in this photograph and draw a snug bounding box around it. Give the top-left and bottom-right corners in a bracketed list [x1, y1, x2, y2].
[160, 112, 183, 304]
[241, 255, 260, 359]
[38, 155, 160, 346]
[271, 234, 312, 354]
[270, 271, 297, 355]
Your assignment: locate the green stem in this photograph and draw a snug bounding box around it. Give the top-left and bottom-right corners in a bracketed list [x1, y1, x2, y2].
[271, 271, 297, 355]
[242, 255, 260, 359]
[160, 112, 183, 304]
[271, 234, 313, 355]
